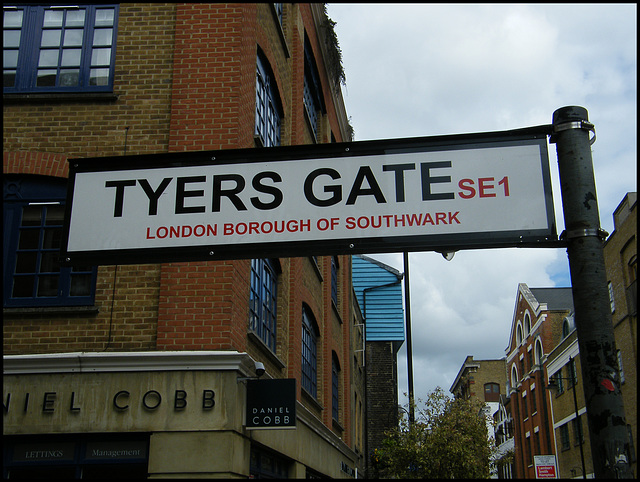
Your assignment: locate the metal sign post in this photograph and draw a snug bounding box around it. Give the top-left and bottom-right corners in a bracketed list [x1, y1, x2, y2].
[551, 106, 632, 478]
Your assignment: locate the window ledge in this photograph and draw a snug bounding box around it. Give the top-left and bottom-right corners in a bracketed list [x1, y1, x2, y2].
[3, 306, 99, 317]
[3, 92, 119, 104]
[301, 386, 323, 413]
[247, 331, 286, 370]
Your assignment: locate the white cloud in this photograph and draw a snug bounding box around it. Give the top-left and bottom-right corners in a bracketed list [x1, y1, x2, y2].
[327, 3, 636, 403]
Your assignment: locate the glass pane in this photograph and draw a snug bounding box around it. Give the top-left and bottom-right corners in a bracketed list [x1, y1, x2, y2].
[38, 49, 59, 67]
[3, 50, 19, 69]
[21, 206, 42, 226]
[3, 71, 16, 88]
[18, 229, 40, 249]
[45, 205, 65, 225]
[43, 10, 63, 27]
[37, 70, 57, 86]
[40, 252, 61, 273]
[60, 69, 79, 86]
[93, 28, 112, 46]
[3, 10, 23, 28]
[43, 227, 62, 249]
[91, 48, 111, 66]
[66, 9, 86, 27]
[71, 274, 92, 296]
[63, 29, 84, 46]
[37, 275, 59, 297]
[41, 29, 61, 47]
[15, 252, 38, 273]
[3, 30, 21, 48]
[95, 9, 115, 26]
[89, 68, 109, 86]
[61, 48, 81, 67]
[12, 276, 34, 298]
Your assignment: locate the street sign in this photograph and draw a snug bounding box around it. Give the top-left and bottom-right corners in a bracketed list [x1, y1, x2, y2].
[62, 129, 557, 265]
[534, 455, 558, 479]
[245, 378, 296, 430]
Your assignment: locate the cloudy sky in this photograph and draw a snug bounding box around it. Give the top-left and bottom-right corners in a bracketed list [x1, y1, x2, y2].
[325, 3, 637, 406]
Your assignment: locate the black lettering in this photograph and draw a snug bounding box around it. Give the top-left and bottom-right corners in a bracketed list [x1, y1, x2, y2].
[42, 392, 56, 413]
[212, 174, 247, 211]
[346, 166, 386, 205]
[105, 180, 137, 217]
[113, 390, 129, 410]
[138, 178, 172, 215]
[202, 389, 215, 410]
[304, 168, 342, 207]
[142, 390, 161, 410]
[251, 171, 283, 210]
[69, 391, 80, 412]
[3, 393, 9, 414]
[421, 161, 454, 200]
[24, 393, 29, 412]
[174, 390, 187, 410]
[176, 176, 206, 214]
[383, 163, 415, 202]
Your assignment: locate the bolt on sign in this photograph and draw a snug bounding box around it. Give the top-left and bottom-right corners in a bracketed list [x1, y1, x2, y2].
[534, 455, 558, 479]
[245, 379, 296, 430]
[61, 129, 557, 265]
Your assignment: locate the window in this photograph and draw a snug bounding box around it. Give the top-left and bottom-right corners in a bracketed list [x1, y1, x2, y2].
[522, 393, 528, 419]
[4, 176, 97, 307]
[330, 256, 338, 307]
[617, 349, 625, 384]
[608, 281, 616, 313]
[301, 305, 319, 398]
[249, 258, 279, 351]
[332, 352, 340, 422]
[255, 50, 281, 147]
[553, 371, 565, 395]
[303, 35, 324, 140]
[524, 313, 531, 337]
[530, 388, 537, 414]
[516, 323, 523, 345]
[560, 424, 570, 450]
[567, 359, 578, 389]
[572, 417, 584, 445]
[484, 383, 500, 402]
[4, 5, 118, 93]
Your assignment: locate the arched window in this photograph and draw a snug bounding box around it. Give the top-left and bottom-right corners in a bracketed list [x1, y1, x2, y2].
[511, 365, 519, 391]
[255, 49, 282, 147]
[516, 323, 523, 345]
[301, 305, 319, 398]
[524, 313, 531, 337]
[534, 339, 543, 366]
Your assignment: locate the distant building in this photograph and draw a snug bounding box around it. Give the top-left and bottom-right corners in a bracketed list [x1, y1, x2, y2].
[351, 254, 404, 478]
[505, 284, 573, 478]
[450, 355, 508, 477]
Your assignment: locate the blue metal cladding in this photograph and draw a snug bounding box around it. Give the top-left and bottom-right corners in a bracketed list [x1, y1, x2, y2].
[352, 255, 405, 342]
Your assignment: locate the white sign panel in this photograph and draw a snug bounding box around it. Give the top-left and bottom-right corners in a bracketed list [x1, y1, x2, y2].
[62, 133, 556, 264]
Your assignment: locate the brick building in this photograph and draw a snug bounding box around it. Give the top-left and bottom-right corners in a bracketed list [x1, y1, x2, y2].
[3, 3, 365, 478]
[505, 284, 573, 478]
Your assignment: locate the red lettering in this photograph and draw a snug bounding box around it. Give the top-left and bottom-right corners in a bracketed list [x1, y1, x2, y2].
[436, 212, 447, 224]
[478, 177, 496, 197]
[499, 176, 510, 196]
[458, 179, 476, 199]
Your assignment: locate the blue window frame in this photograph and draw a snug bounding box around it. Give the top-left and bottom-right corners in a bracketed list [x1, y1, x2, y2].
[249, 258, 278, 351]
[332, 352, 340, 421]
[3, 4, 118, 93]
[330, 255, 338, 307]
[3, 175, 97, 307]
[303, 36, 324, 140]
[255, 51, 281, 147]
[301, 305, 318, 398]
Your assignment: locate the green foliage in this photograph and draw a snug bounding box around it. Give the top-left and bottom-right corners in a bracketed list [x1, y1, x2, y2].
[373, 387, 497, 479]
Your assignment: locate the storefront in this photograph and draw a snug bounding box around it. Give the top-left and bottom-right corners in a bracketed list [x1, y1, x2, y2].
[3, 351, 360, 479]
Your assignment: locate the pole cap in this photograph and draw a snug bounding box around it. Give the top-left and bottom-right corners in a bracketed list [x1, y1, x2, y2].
[553, 106, 589, 125]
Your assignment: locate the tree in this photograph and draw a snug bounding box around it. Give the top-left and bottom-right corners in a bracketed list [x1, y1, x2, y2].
[373, 387, 496, 479]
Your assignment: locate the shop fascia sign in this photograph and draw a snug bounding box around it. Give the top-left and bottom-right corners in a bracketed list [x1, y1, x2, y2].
[62, 128, 557, 265]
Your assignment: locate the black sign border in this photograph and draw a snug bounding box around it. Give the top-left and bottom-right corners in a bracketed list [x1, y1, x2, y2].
[61, 126, 559, 266]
